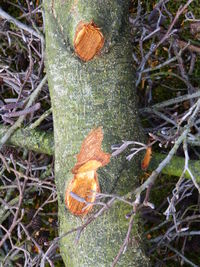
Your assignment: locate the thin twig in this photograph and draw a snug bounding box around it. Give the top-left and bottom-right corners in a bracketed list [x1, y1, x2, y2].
[0, 7, 44, 41]
[0, 75, 47, 150]
[28, 107, 52, 129]
[112, 214, 135, 267]
[4, 103, 41, 118]
[166, 244, 198, 267]
[134, 99, 200, 198]
[141, 91, 200, 112]
[156, 0, 194, 49]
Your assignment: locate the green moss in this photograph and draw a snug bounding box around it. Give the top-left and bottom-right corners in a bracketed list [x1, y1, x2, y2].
[152, 83, 177, 103]
[149, 153, 200, 182]
[0, 125, 54, 155]
[150, 174, 177, 207]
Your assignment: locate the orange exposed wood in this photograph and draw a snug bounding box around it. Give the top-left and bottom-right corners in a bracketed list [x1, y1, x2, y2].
[74, 21, 104, 61]
[65, 128, 110, 216]
[141, 146, 152, 171]
[65, 171, 100, 216]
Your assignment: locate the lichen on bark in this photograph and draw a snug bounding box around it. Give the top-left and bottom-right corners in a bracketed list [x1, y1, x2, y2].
[0, 125, 54, 155]
[44, 0, 150, 266]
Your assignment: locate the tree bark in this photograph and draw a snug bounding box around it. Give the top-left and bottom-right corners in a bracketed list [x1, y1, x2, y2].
[44, 0, 150, 266]
[1, 124, 199, 181]
[0, 125, 53, 155]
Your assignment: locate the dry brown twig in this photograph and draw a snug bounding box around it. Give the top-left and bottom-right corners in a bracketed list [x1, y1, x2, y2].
[0, 169, 24, 248]
[0, 74, 47, 150]
[0, 7, 44, 41]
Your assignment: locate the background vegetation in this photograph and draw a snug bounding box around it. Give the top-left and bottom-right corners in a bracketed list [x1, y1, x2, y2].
[0, 0, 200, 266]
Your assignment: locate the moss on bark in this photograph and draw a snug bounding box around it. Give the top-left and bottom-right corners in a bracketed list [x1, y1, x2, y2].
[0, 125, 53, 155]
[44, 0, 150, 266]
[149, 153, 200, 182]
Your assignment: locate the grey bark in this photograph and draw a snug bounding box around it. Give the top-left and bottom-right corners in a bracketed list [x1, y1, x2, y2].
[44, 0, 150, 266]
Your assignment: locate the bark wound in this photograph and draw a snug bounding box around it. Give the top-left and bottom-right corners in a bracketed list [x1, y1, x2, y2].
[74, 21, 104, 61]
[65, 128, 110, 216]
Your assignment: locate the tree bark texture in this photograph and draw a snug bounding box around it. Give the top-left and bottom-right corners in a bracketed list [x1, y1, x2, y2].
[1, 124, 199, 181]
[44, 0, 150, 266]
[0, 125, 53, 155]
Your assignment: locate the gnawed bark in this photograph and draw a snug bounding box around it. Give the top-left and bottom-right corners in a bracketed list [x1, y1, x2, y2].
[1, 124, 199, 181]
[44, 0, 150, 266]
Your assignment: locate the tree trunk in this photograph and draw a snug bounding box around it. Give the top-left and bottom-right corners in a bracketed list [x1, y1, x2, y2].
[44, 0, 150, 266]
